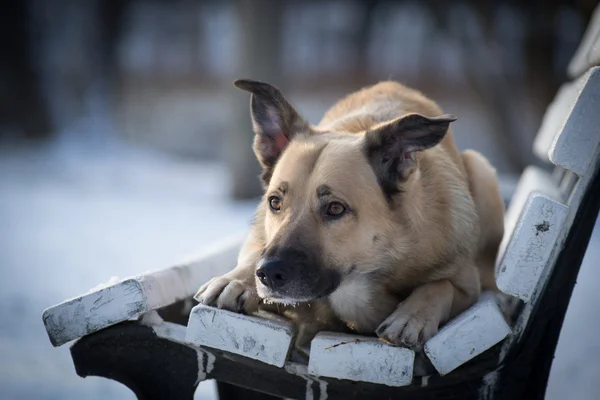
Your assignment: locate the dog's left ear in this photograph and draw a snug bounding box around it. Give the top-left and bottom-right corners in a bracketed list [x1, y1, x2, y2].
[364, 113, 456, 195]
[234, 79, 309, 172]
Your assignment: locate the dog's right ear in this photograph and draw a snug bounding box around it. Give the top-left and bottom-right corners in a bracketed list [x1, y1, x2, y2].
[234, 79, 309, 175]
[364, 113, 456, 199]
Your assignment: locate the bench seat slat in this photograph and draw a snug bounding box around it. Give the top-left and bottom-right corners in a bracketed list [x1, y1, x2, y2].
[42, 234, 244, 347]
[307, 332, 415, 387]
[185, 304, 295, 368]
[501, 167, 562, 241]
[534, 67, 600, 176]
[495, 167, 568, 302]
[496, 193, 568, 302]
[496, 166, 563, 268]
[424, 292, 511, 376]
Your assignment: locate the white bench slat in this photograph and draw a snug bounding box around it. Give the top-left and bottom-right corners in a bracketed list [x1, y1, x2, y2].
[423, 292, 511, 376]
[496, 194, 568, 302]
[568, 4, 600, 79]
[307, 332, 414, 387]
[534, 67, 600, 176]
[185, 305, 294, 367]
[495, 167, 568, 302]
[42, 234, 245, 347]
[496, 166, 562, 265]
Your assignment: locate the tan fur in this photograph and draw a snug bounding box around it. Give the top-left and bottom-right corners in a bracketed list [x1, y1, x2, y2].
[196, 80, 505, 350]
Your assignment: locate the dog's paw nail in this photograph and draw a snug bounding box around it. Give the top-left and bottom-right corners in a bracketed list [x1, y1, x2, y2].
[236, 296, 246, 312]
[375, 323, 389, 336]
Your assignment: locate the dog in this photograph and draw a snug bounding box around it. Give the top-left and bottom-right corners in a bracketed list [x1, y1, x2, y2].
[195, 79, 505, 351]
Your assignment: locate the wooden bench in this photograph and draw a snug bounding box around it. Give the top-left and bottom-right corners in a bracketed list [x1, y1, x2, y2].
[42, 6, 600, 399]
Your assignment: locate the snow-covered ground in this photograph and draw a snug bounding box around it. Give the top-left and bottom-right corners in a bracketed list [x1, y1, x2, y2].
[0, 111, 256, 399]
[0, 111, 598, 399]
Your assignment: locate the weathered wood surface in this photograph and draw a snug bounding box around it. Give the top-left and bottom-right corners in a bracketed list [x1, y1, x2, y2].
[43, 233, 245, 346]
[496, 196, 568, 302]
[184, 292, 512, 384]
[499, 166, 562, 251]
[424, 292, 511, 376]
[495, 167, 568, 302]
[308, 332, 414, 387]
[568, 4, 600, 79]
[185, 304, 294, 367]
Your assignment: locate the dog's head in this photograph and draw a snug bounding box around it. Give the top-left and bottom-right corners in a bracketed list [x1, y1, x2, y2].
[234, 79, 457, 304]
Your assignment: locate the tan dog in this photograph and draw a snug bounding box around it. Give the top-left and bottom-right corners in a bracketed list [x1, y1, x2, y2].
[195, 79, 505, 350]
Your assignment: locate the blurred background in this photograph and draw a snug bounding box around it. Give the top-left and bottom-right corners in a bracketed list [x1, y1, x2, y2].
[1, 0, 599, 399]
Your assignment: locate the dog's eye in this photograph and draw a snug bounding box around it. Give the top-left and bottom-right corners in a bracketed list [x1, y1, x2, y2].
[326, 202, 346, 216]
[268, 196, 282, 212]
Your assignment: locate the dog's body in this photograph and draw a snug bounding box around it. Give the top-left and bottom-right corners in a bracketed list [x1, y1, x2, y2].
[196, 80, 505, 350]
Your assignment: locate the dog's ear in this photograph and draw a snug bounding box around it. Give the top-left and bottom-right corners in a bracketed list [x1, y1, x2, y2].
[364, 113, 456, 197]
[234, 79, 309, 173]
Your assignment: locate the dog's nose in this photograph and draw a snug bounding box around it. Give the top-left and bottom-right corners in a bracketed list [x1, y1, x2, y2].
[256, 259, 287, 289]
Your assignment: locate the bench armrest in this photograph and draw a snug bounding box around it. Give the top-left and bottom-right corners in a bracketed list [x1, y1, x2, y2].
[42, 233, 245, 346]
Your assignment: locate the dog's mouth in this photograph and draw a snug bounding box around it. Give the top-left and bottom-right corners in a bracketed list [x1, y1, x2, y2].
[257, 274, 341, 305]
[260, 295, 315, 306]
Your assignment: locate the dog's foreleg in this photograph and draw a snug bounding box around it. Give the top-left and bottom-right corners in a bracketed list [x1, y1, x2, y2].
[195, 232, 262, 313]
[375, 261, 480, 350]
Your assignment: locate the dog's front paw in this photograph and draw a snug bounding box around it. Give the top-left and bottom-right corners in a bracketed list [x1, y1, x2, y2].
[194, 274, 257, 313]
[375, 308, 439, 350]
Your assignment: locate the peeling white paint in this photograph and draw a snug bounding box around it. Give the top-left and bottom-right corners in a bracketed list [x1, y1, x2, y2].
[186, 304, 294, 367]
[424, 295, 511, 375]
[197, 351, 207, 383]
[308, 332, 414, 387]
[141, 321, 216, 384]
[285, 363, 328, 400]
[196, 349, 216, 384]
[494, 166, 570, 303]
[479, 370, 499, 399]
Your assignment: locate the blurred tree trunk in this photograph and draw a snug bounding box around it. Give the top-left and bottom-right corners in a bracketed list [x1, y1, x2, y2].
[228, 0, 284, 199]
[446, 2, 534, 173]
[0, 0, 53, 139]
[93, 0, 131, 127]
[354, 1, 378, 84]
[523, 1, 561, 119]
[95, 1, 130, 94]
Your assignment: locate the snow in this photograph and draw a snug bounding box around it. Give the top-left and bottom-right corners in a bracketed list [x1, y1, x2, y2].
[0, 111, 255, 399]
